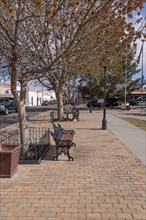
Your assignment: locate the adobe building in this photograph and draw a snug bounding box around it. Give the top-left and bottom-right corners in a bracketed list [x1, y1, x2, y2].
[0, 82, 56, 106]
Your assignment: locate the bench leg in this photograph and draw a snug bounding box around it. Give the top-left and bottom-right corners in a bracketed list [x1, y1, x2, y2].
[53, 147, 73, 161]
[67, 152, 74, 161]
[53, 155, 59, 161]
[72, 116, 79, 121]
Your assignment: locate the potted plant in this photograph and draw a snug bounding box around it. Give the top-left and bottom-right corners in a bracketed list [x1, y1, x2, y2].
[0, 144, 22, 178]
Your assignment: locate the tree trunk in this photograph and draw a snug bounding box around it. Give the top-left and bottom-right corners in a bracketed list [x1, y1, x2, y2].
[11, 77, 29, 150]
[56, 90, 64, 120]
[17, 101, 29, 150]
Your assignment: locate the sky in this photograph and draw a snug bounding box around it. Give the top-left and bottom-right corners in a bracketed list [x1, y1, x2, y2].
[132, 3, 146, 81]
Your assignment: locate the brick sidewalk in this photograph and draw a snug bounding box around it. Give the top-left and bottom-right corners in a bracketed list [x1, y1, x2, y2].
[0, 111, 146, 220]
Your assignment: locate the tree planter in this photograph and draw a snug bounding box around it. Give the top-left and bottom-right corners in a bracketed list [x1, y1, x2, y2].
[0, 144, 22, 178]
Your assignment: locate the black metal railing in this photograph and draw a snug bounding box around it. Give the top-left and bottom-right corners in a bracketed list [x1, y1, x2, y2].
[0, 127, 50, 164]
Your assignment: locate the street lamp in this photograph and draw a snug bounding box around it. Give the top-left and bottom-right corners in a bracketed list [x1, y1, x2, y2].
[89, 81, 92, 113]
[73, 76, 76, 110]
[102, 66, 107, 130]
[124, 43, 127, 104]
[41, 84, 44, 102]
[37, 90, 39, 105]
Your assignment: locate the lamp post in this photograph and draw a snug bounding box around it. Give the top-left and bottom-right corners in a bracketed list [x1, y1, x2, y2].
[89, 81, 92, 113]
[73, 76, 76, 110]
[37, 90, 39, 106]
[124, 43, 127, 104]
[102, 66, 107, 130]
[41, 84, 44, 102]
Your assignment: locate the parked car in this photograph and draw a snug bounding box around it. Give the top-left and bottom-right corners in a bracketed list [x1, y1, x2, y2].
[87, 97, 118, 108]
[41, 101, 50, 106]
[50, 100, 58, 105]
[129, 96, 146, 106]
[106, 97, 118, 107]
[0, 97, 17, 115]
[87, 99, 99, 108]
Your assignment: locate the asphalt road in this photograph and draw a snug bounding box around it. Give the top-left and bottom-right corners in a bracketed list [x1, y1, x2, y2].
[0, 104, 87, 129]
[0, 112, 18, 129]
[0, 112, 40, 129]
[0, 106, 56, 129]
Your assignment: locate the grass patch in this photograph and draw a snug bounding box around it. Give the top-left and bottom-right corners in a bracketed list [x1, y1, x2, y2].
[122, 118, 146, 131]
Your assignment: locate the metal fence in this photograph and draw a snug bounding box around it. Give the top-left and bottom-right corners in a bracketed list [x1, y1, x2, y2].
[0, 127, 50, 164]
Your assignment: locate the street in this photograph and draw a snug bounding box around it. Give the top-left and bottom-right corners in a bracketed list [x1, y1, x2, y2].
[0, 106, 56, 129]
[0, 112, 19, 129]
[0, 112, 40, 129]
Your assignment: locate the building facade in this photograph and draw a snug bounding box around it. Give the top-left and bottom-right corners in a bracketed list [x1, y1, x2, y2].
[127, 85, 146, 100]
[0, 82, 56, 106]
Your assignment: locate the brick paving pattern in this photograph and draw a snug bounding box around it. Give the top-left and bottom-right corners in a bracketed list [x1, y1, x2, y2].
[0, 111, 146, 220]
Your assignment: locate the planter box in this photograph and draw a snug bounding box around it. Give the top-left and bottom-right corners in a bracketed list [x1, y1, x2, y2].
[0, 144, 22, 178]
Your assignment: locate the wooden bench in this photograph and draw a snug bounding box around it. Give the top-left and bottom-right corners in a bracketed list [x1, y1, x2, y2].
[64, 106, 80, 121]
[50, 123, 76, 161]
[71, 108, 80, 121]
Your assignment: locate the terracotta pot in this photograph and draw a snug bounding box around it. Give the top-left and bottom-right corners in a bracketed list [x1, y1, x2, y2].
[0, 144, 22, 178]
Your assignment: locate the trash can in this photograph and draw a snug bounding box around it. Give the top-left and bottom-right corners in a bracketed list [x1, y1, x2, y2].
[50, 112, 54, 122]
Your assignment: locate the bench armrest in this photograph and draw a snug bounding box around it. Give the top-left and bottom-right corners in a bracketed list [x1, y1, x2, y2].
[56, 139, 76, 148]
[50, 130, 74, 140]
[62, 129, 75, 135]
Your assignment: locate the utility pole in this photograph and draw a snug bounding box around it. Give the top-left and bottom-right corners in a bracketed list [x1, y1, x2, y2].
[89, 81, 92, 113]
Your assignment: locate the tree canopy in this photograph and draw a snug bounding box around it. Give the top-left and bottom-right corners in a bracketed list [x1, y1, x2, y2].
[0, 0, 145, 148]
